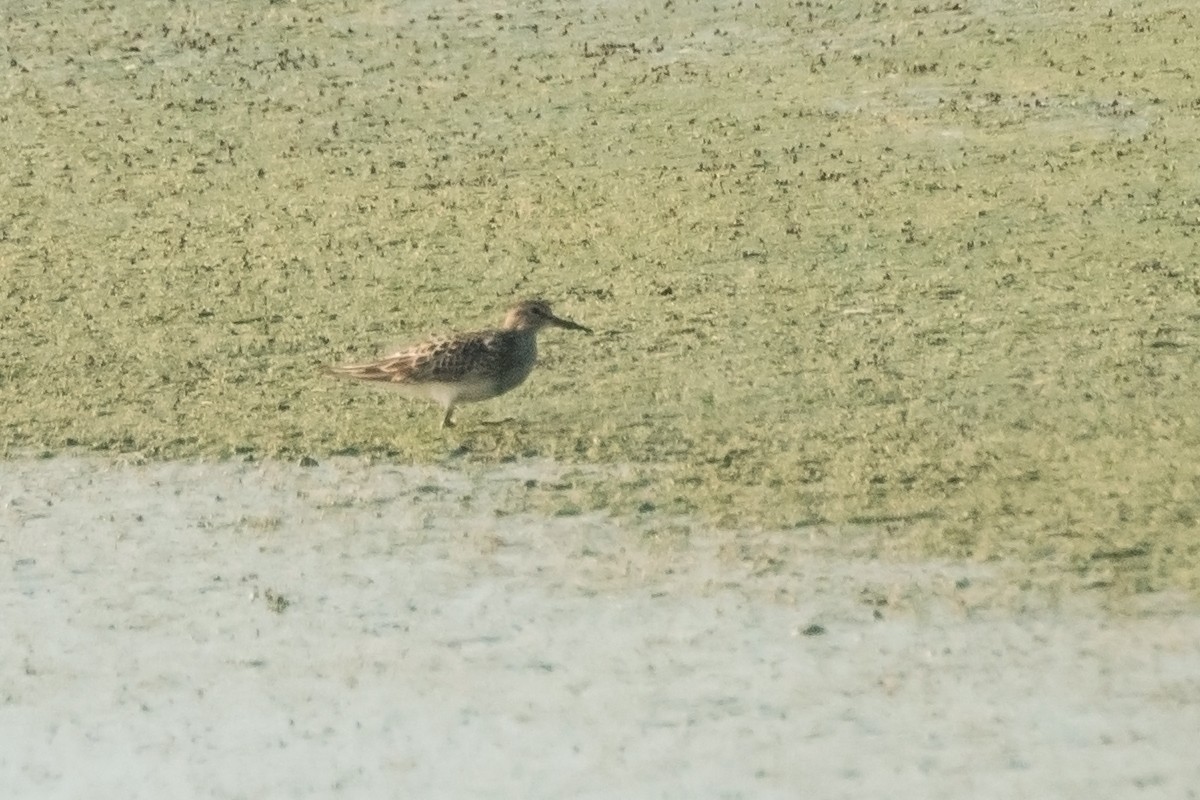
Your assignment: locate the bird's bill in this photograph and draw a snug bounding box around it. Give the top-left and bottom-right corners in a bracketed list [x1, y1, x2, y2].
[547, 313, 592, 333]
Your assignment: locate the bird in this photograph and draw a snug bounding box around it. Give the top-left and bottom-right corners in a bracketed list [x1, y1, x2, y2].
[326, 298, 591, 428]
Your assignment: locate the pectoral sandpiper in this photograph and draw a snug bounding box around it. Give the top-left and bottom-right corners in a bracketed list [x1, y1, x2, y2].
[326, 299, 591, 428]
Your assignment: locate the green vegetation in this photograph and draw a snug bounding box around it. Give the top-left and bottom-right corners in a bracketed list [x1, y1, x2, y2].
[2, 1, 1197, 594]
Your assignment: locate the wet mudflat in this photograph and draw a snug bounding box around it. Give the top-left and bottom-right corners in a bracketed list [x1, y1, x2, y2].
[3, 0, 1200, 794]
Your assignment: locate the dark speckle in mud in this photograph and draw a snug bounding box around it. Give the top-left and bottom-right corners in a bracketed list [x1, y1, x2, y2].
[261, 588, 291, 615]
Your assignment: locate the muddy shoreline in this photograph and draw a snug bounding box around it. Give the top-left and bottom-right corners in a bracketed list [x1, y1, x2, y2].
[3, 455, 1198, 797]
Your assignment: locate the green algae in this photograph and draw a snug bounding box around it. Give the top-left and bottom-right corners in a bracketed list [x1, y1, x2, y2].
[1, 0, 1198, 594]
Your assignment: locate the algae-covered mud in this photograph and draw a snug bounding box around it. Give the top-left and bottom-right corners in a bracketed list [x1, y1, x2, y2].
[1, 0, 1198, 593]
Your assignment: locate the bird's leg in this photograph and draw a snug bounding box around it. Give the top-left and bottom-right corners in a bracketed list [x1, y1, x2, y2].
[441, 405, 456, 429]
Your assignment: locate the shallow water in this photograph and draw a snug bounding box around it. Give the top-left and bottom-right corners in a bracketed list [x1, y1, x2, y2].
[2, 455, 1198, 797]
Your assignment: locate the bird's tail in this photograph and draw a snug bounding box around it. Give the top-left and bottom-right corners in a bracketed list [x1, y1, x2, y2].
[323, 360, 398, 383]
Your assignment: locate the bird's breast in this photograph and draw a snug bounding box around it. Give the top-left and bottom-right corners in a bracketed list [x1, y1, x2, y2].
[491, 334, 538, 394]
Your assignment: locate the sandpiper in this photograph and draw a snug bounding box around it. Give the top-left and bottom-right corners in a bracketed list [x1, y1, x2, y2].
[326, 299, 591, 428]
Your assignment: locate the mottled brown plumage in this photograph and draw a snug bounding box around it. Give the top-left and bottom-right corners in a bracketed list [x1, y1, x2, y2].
[326, 299, 590, 428]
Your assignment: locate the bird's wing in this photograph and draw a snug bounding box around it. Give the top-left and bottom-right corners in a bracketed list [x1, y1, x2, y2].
[327, 330, 506, 384]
